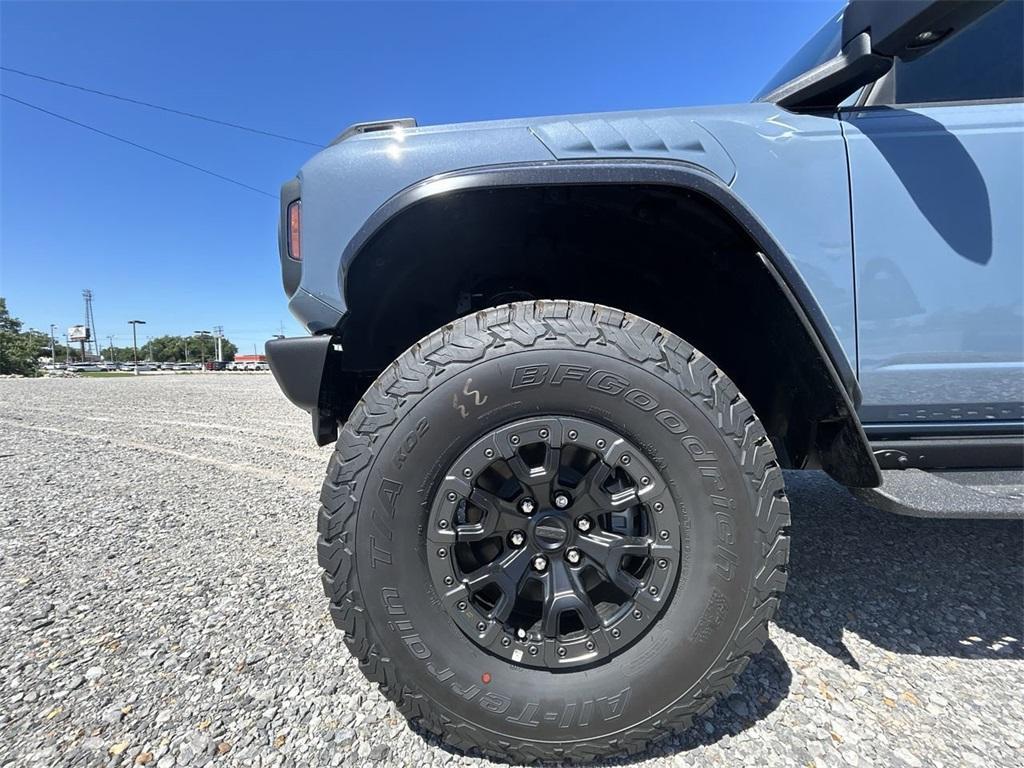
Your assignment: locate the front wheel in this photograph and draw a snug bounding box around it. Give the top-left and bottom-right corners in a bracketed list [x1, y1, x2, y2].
[317, 301, 790, 763]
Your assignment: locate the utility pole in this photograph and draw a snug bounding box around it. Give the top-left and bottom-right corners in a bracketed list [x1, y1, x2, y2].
[193, 330, 211, 369]
[63, 334, 70, 365]
[49, 324, 57, 364]
[107, 335, 117, 363]
[129, 320, 145, 375]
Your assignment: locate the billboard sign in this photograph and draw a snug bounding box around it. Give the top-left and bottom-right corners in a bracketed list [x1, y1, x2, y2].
[68, 325, 91, 342]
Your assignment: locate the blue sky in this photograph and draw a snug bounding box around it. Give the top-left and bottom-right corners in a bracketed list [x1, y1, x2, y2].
[1, 0, 840, 354]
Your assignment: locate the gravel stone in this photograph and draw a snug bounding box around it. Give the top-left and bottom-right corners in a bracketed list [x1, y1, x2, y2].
[1, 375, 1021, 766]
[84, 666, 106, 682]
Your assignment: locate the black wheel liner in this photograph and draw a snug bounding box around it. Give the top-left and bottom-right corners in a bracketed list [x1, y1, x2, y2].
[316, 300, 791, 763]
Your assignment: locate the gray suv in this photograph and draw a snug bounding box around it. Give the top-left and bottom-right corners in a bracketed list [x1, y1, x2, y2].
[265, 1, 1023, 761]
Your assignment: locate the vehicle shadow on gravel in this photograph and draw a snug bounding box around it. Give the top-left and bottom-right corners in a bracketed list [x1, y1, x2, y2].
[776, 471, 1024, 665]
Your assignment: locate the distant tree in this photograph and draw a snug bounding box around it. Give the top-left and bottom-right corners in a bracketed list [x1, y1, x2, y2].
[0, 298, 42, 375]
[138, 334, 239, 363]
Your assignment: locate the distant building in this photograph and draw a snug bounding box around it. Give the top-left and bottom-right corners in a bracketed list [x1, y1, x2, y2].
[234, 354, 267, 364]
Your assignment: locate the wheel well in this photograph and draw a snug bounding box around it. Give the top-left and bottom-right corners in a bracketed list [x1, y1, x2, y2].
[334, 183, 875, 485]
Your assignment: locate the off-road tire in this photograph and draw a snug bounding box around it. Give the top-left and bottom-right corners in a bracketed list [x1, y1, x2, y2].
[317, 300, 790, 763]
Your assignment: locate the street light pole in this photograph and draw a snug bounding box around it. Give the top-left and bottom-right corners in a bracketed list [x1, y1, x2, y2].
[128, 320, 146, 375]
[49, 324, 57, 365]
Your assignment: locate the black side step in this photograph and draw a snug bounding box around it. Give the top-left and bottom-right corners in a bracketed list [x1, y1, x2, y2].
[854, 468, 1024, 519]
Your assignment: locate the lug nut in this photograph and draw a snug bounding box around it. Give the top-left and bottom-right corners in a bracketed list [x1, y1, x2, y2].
[447, 492, 457, 502]
[565, 548, 581, 565]
[557, 647, 567, 657]
[575, 516, 592, 533]
[510, 434, 521, 445]
[585, 640, 595, 651]
[457, 601, 467, 611]
[621, 454, 631, 465]
[539, 428, 549, 439]
[657, 558, 668, 570]
[633, 609, 643, 620]
[654, 502, 664, 512]
[443, 576, 454, 586]
[437, 548, 447, 558]
[438, 519, 448, 529]
[508, 530, 526, 548]
[477, 621, 487, 632]
[567, 430, 578, 440]
[501, 636, 511, 647]
[528, 646, 538, 656]
[518, 497, 536, 515]
[484, 448, 494, 459]
[596, 438, 606, 449]
[553, 491, 571, 509]
[659, 530, 670, 540]
[611, 628, 621, 639]
[641, 476, 650, 485]
[532, 555, 549, 572]
[462, 468, 472, 478]
[649, 586, 658, 596]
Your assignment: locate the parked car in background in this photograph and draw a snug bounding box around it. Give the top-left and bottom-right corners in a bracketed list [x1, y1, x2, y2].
[265, 0, 1023, 761]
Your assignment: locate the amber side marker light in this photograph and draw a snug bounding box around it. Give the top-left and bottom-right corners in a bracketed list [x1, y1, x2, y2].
[287, 200, 301, 261]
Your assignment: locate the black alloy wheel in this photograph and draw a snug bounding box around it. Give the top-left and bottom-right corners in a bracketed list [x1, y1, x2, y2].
[426, 416, 681, 669]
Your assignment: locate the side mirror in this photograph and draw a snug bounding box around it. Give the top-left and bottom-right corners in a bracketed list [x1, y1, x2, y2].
[768, 0, 1003, 110]
[843, 0, 1000, 61]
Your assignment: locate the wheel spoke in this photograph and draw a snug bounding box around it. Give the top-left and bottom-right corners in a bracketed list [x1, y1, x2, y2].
[540, 561, 602, 636]
[607, 485, 640, 509]
[568, 568, 602, 630]
[577, 459, 613, 508]
[454, 488, 522, 541]
[463, 546, 532, 621]
[508, 445, 562, 501]
[575, 530, 650, 594]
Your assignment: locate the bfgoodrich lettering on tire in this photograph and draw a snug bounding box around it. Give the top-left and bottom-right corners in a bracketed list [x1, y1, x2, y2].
[317, 300, 790, 763]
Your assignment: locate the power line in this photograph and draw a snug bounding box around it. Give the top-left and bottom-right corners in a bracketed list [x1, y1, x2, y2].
[1, 93, 276, 199]
[1, 65, 323, 148]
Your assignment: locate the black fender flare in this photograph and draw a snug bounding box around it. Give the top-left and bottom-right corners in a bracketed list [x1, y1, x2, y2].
[343, 161, 859, 396]
[319, 160, 878, 487]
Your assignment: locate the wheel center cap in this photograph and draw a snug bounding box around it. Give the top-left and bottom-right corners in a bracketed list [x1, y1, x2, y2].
[532, 513, 569, 551]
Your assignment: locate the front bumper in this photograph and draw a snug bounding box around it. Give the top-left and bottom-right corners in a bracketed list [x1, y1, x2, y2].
[265, 334, 339, 445]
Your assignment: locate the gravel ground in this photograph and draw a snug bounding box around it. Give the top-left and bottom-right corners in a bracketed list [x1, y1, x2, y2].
[1, 375, 1022, 768]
